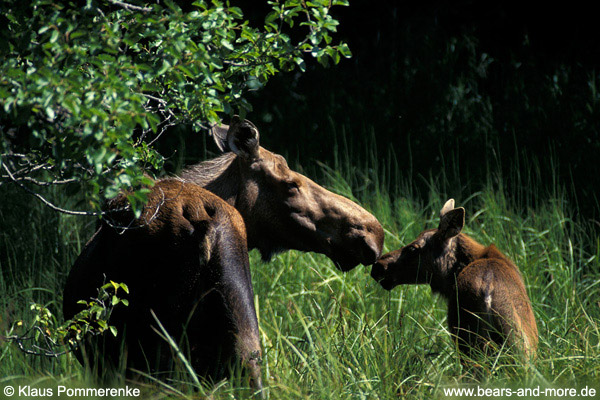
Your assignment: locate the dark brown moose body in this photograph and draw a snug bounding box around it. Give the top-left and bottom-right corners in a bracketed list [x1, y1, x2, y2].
[63, 179, 263, 387]
[63, 117, 384, 391]
[371, 199, 537, 361]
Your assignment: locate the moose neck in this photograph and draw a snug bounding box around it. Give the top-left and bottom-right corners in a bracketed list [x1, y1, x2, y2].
[455, 234, 486, 269]
[181, 153, 242, 207]
[436, 234, 486, 296]
[456, 234, 515, 267]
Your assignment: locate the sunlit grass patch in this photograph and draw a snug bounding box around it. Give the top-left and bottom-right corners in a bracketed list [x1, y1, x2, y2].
[1, 147, 599, 399]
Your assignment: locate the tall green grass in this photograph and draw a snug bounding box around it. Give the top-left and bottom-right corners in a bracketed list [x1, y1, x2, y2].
[1, 140, 599, 399]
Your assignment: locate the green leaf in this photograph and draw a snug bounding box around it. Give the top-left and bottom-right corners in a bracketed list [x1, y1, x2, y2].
[45, 107, 55, 120]
[119, 283, 130, 293]
[49, 29, 59, 44]
[228, 7, 243, 18]
[338, 42, 352, 58]
[220, 39, 234, 51]
[265, 11, 279, 24]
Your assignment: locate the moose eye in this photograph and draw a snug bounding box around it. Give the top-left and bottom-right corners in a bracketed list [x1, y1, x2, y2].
[404, 245, 418, 254]
[286, 180, 300, 193]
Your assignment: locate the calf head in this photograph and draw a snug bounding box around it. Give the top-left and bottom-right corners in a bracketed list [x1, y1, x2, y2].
[371, 199, 465, 290]
[207, 116, 384, 271]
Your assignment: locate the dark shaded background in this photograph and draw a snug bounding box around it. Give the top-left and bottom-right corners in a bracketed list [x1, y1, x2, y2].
[164, 1, 600, 220]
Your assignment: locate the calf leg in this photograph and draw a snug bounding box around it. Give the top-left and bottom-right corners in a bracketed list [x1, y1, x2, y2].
[448, 292, 502, 374]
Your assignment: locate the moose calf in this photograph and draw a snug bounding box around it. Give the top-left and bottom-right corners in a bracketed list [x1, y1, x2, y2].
[371, 199, 538, 361]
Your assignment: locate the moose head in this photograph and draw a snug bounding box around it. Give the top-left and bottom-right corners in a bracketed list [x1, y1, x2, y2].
[182, 116, 384, 271]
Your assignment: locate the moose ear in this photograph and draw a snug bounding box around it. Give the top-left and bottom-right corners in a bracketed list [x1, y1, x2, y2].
[438, 206, 465, 240]
[210, 123, 230, 153]
[226, 116, 260, 160]
[440, 198, 455, 218]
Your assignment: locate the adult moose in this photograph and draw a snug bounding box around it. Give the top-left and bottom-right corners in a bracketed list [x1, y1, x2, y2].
[63, 116, 384, 392]
[371, 199, 537, 362]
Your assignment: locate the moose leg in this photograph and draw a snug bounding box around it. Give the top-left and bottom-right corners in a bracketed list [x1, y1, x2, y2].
[187, 211, 263, 396]
[213, 250, 263, 395]
[448, 295, 490, 377]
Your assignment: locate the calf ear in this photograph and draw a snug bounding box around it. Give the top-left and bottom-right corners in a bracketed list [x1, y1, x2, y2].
[440, 199, 455, 217]
[227, 116, 260, 160]
[438, 207, 465, 240]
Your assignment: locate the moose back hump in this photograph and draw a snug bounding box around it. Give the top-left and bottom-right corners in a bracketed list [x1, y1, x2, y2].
[63, 178, 263, 387]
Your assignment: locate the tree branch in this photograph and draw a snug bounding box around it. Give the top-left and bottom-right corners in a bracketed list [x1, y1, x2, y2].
[2, 163, 102, 217]
[106, 0, 152, 13]
[1, 327, 71, 358]
[0, 175, 78, 186]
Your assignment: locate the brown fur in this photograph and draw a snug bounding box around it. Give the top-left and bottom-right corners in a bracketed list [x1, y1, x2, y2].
[64, 117, 384, 392]
[181, 119, 384, 269]
[64, 179, 263, 389]
[371, 199, 538, 360]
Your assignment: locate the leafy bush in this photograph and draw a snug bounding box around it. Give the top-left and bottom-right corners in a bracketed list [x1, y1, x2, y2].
[0, 0, 350, 216]
[5, 280, 129, 358]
